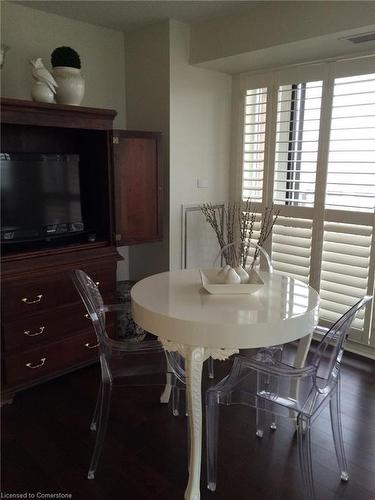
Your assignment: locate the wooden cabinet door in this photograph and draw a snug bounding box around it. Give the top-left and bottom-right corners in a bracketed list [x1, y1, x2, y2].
[113, 130, 162, 245]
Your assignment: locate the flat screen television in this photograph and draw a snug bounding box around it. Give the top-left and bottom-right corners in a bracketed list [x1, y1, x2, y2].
[1, 153, 85, 248]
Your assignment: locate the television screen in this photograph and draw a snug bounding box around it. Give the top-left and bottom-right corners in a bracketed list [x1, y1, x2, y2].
[1, 153, 84, 242]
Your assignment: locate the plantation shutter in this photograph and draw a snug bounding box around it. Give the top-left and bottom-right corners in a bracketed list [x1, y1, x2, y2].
[273, 81, 323, 207]
[319, 71, 375, 343]
[239, 56, 375, 351]
[320, 222, 372, 336]
[242, 88, 267, 201]
[241, 85, 277, 271]
[270, 78, 322, 284]
[325, 74, 375, 213]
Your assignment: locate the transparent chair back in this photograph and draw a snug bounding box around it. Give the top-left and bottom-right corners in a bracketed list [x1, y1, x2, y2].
[213, 240, 273, 272]
[311, 297, 369, 392]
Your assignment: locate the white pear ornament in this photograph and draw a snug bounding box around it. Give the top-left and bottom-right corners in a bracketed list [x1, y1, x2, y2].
[234, 265, 249, 284]
[216, 265, 231, 284]
[30, 58, 58, 103]
[224, 267, 241, 284]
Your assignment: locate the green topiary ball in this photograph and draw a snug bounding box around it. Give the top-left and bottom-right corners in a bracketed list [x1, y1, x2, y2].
[51, 46, 81, 69]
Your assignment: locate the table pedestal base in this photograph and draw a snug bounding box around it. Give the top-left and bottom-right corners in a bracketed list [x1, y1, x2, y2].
[184, 346, 204, 500]
[160, 339, 239, 500]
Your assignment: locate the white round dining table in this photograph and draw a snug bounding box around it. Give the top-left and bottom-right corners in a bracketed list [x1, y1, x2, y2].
[131, 269, 319, 500]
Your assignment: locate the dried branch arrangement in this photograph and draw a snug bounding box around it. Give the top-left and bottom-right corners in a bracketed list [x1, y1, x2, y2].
[200, 200, 279, 269]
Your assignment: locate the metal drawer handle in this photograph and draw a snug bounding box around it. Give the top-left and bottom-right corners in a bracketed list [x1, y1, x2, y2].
[85, 342, 99, 349]
[24, 326, 45, 337]
[26, 357, 46, 369]
[95, 281, 100, 287]
[22, 294, 43, 304]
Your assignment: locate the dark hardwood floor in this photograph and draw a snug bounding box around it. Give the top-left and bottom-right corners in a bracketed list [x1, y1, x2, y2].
[2, 346, 375, 500]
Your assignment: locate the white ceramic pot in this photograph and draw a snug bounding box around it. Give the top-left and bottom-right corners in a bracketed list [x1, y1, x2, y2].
[31, 81, 55, 103]
[53, 66, 85, 105]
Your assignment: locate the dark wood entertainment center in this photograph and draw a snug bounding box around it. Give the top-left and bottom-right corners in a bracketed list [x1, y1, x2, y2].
[1, 98, 163, 404]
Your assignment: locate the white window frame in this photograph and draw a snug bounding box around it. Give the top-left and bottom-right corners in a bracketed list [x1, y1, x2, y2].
[232, 54, 375, 358]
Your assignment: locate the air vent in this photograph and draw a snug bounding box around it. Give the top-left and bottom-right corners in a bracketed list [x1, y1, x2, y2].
[342, 32, 375, 44]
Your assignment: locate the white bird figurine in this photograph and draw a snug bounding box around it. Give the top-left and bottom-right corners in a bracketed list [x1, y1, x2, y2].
[30, 58, 58, 94]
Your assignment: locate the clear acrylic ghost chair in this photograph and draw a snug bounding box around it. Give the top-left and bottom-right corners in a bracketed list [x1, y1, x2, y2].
[171, 241, 283, 418]
[206, 296, 372, 499]
[72, 269, 181, 479]
[225, 240, 283, 362]
[171, 241, 276, 416]
[211, 240, 280, 368]
[169, 242, 278, 415]
[214, 240, 273, 273]
[214, 240, 283, 430]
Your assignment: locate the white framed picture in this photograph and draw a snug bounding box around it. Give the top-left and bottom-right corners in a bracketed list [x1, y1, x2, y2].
[181, 203, 224, 269]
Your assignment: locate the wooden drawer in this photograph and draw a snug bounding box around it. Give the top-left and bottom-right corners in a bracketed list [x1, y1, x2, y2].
[2, 294, 117, 352]
[80, 262, 117, 294]
[2, 275, 68, 320]
[2, 262, 116, 320]
[2, 302, 92, 352]
[4, 330, 100, 387]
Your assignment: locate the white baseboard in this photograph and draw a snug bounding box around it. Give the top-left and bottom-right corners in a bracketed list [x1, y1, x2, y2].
[344, 340, 375, 361]
[312, 328, 375, 361]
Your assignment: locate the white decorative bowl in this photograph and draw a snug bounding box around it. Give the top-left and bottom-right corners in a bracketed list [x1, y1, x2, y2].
[199, 268, 264, 295]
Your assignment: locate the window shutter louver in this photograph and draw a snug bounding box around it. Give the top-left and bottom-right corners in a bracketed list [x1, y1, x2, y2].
[320, 222, 372, 335]
[243, 214, 263, 266]
[272, 217, 313, 283]
[325, 74, 375, 212]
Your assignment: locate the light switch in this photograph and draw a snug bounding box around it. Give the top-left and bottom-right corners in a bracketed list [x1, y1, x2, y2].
[197, 177, 208, 189]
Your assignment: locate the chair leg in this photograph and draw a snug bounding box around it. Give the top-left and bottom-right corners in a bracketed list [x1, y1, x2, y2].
[256, 346, 283, 431]
[160, 371, 173, 404]
[270, 346, 283, 431]
[88, 381, 112, 480]
[256, 372, 266, 438]
[268, 370, 277, 431]
[208, 357, 215, 379]
[171, 383, 181, 416]
[270, 420, 277, 430]
[186, 394, 191, 470]
[330, 384, 349, 482]
[90, 382, 102, 431]
[297, 417, 315, 500]
[206, 389, 220, 492]
[255, 408, 265, 437]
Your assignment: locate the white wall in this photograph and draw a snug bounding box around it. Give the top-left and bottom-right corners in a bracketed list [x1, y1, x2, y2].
[124, 20, 232, 275]
[1, 2, 126, 127]
[124, 21, 171, 281]
[169, 20, 232, 270]
[1, 1, 130, 280]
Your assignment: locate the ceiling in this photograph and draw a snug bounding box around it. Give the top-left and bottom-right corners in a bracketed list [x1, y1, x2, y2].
[11, 1, 375, 73]
[14, 1, 258, 33]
